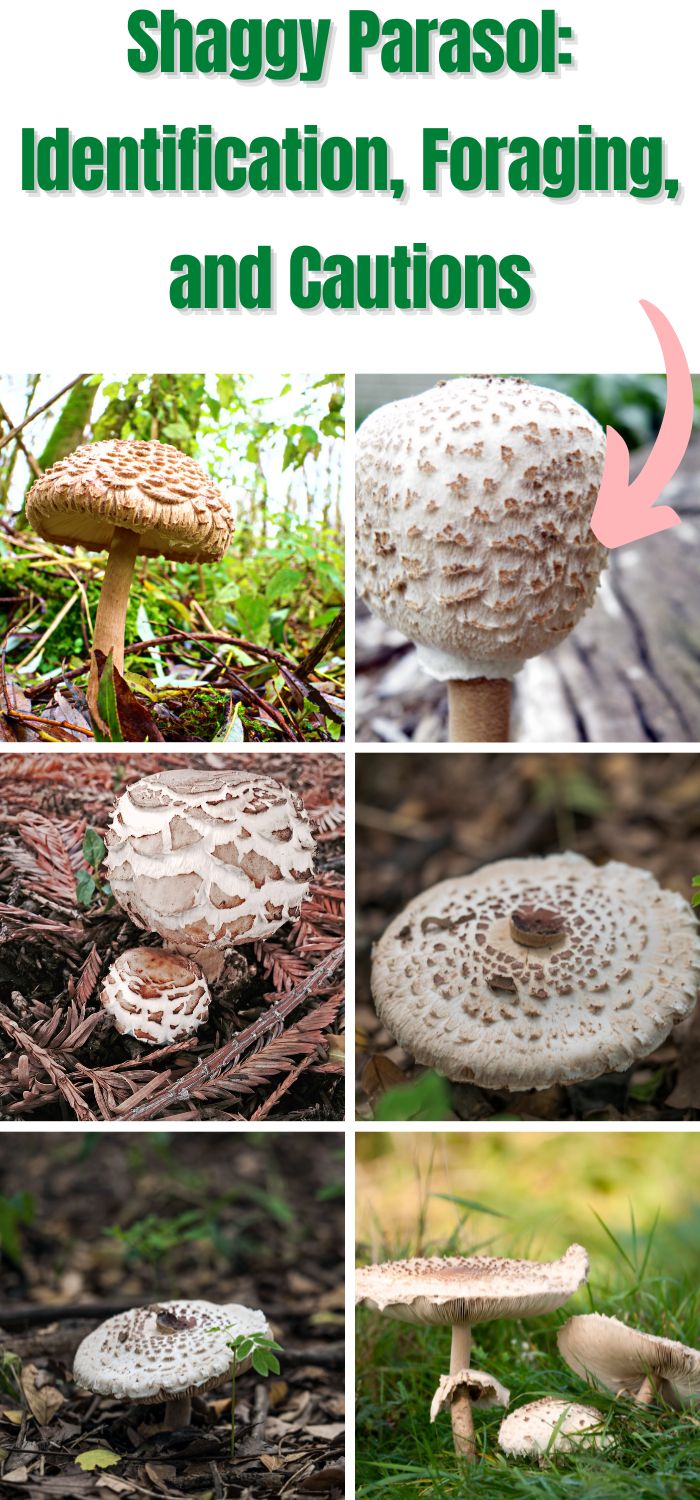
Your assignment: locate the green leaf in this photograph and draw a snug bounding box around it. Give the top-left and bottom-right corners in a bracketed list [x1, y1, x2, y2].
[432, 1193, 509, 1219]
[75, 869, 97, 907]
[374, 1071, 452, 1122]
[251, 1350, 269, 1376]
[235, 594, 268, 637]
[215, 701, 245, 742]
[82, 828, 106, 872]
[75, 1450, 121, 1472]
[94, 651, 124, 743]
[265, 567, 303, 604]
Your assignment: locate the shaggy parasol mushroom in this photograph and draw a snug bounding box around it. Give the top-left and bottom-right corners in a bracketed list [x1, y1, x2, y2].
[355, 1244, 588, 1461]
[355, 376, 607, 741]
[498, 1398, 611, 1457]
[371, 851, 700, 1091]
[73, 1299, 271, 1431]
[558, 1314, 700, 1408]
[100, 947, 210, 1044]
[105, 768, 315, 979]
[26, 439, 232, 729]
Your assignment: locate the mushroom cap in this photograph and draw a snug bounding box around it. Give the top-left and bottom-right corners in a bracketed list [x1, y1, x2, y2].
[498, 1398, 611, 1455]
[558, 1314, 700, 1407]
[355, 1244, 589, 1327]
[371, 851, 700, 1090]
[355, 376, 607, 681]
[100, 947, 210, 1045]
[26, 439, 232, 562]
[74, 1299, 270, 1403]
[430, 1368, 510, 1421]
[105, 769, 315, 952]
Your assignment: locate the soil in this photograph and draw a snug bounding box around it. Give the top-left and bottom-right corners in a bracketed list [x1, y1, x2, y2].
[0, 1131, 344, 1498]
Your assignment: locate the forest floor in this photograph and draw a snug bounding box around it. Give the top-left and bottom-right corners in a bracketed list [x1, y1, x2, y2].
[356, 750, 700, 1122]
[0, 752, 344, 1122]
[0, 1132, 345, 1499]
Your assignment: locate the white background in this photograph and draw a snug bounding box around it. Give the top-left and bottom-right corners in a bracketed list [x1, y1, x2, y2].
[1, 0, 698, 371]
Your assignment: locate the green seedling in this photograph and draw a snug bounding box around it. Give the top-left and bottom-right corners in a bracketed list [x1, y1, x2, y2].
[75, 828, 113, 910]
[209, 1326, 283, 1459]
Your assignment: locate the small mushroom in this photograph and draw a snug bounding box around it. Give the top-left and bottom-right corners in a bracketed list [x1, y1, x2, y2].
[105, 768, 315, 979]
[498, 1398, 612, 1457]
[558, 1314, 700, 1408]
[356, 1244, 588, 1461]
[355, 376, 607, 741]
[73, 1299, 271, 1431]
[371, 852, 700, 1091]
[100, 948, 210, 1044]
[26, 439, 232, 729]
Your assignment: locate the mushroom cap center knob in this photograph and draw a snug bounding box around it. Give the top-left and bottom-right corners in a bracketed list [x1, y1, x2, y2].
[509, 904, 567, 948]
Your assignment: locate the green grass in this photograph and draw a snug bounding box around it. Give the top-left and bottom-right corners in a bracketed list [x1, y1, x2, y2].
[356, 1204, 700, 1498]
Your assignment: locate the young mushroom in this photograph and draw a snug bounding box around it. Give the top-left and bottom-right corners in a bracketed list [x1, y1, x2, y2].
[106, 769, 316, 980]
[356, 1244, 589, 1461]
[100, 948, 210, 1044]
[498, 1398, 612, 1458]
[558, 1314, 700, 1408]
[26, 439, 232, 730]
[355, 376, 607, 741]
[371, 852, 700, 1092]
[73, 1299, 271, 1431]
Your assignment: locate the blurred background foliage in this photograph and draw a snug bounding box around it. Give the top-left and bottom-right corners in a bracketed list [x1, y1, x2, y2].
[356, 1131, 700, 1276]
[355, 373, 700, 452]
[0, 373, 344, 741]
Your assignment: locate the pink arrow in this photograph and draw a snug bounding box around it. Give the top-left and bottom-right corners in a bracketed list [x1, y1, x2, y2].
[590, 300, 694, 548]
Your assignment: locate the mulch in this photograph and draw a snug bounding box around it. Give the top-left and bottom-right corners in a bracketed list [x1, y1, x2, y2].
[356, 750, 700, 1121]
[0, 1133, 344, 1499]
[0, 752, 344, 1122]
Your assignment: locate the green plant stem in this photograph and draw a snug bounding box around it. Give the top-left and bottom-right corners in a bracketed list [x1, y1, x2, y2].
[231, 1362, 236, 1459]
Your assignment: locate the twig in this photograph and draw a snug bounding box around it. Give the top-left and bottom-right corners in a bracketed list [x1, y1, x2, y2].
[0, 402, 42, 480]
[295, 608, 345, 678]
[118, 943, 345, 1121]
[0, 375, 90, 452]
[0, 1004, 97, 1121]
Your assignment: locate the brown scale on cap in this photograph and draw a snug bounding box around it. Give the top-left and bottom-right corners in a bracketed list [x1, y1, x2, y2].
[106, 769, 315, 977]
[100, 948, 210, 1045]
[371, 852, 700, 1091]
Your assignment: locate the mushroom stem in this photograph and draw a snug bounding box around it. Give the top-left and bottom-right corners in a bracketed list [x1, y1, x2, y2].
[635, 1375, 656, 1406]
[447, 678, 511, 743]
[163, 1393, 192, 1429]
[449, 1325, 476, 1462]
[87, 526, 140, 728]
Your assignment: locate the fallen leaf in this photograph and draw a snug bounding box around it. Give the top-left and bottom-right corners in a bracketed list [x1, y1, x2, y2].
[299, 1466, 345, 1492]
[75, 1449, 121, 1471]
[20, 1363, 64, 1424]
[260, 1454, 285, 1471]
[305, 1423, 345, 1440]
[1, 1410, 24, 1425]
[361, 1053, 405, 1100]
[2, 1467, 30, 1484]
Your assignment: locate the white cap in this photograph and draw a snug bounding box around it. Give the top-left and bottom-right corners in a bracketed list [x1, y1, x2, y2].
[100, 948, 210, 1044]
[371, 852, 700, 1089]
[356, 1244, 589, 1326]
[499, 1398, 611, 1455]
[558, 1314, 700, 1407]
[106, 769, 315, 955]
[356, 377, 607, 681]
[74, 1300, 270, 1403]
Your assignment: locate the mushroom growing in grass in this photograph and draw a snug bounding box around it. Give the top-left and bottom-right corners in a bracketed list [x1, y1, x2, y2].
[100, 948, 211, 1044]
[355, 377, 607, 741]
[498, 1398, 612, 1459]
[356, 1244, 589, 1461]
[26, 439, 232, 730]
[558, 1314, 700, 1408]
[371, 852, 700, 1092]
[73, 1299, 271, 1432]
[105, 769, 316, 980]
